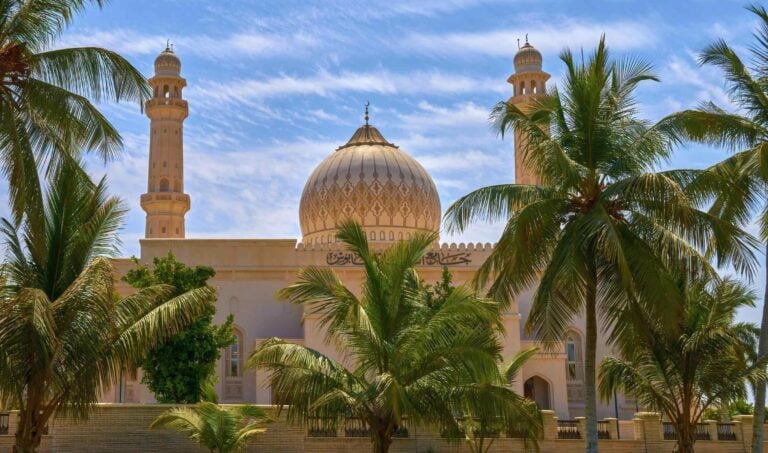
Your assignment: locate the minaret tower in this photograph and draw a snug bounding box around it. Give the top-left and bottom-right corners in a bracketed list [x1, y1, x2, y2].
[141, 44, 190, 238]
[507, 36, 550, 185]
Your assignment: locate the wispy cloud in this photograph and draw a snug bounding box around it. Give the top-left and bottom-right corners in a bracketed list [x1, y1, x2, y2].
[403, 20, 657, 58]
[187, 70, 507, 107]
[658, 54, 735, 110]
[56, 28, 321, 59]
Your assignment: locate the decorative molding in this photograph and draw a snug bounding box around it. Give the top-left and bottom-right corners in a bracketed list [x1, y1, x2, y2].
[325, 250, 472, 266]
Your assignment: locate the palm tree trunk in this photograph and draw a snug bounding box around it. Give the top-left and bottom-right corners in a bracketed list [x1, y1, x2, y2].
[676, 422, 695, 453]
[584, 260, 599, 453]
[753, 241, 768, 453]
[372, 427, 392, 453]
[14, 408, 42, 453]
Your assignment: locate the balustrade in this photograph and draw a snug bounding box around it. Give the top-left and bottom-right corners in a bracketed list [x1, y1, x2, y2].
[557, 419, 580, 439]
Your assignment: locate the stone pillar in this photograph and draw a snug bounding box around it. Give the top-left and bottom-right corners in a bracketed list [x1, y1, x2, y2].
[604, 417, 619, 440]
[575, 416, 586, 439]
[634, 412, 663, 448]
[8, 411, 17, 437]
[734, 415, 754, 447]
[541, 410, 558, 440]
[705, 420, 718, 442]
[732, 419, 743, 442]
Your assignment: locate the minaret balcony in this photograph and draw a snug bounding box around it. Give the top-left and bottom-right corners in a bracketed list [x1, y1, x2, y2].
[140, 192, 191, 214]
[145, 98, 188, 116]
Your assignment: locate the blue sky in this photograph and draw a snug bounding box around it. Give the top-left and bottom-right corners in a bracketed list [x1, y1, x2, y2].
[44, 0, 765, 318]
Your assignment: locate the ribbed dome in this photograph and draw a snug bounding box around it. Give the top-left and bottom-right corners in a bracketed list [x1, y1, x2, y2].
[154, 47, 181, 77]
[299, 124, 441, 245]
[514, 40, 542, 73]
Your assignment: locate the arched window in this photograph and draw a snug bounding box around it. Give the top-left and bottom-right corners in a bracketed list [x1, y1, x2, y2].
[226, 329, 243, 378]
[163, 85, 170, 98]
[520, 81, 526, 95]
[565, 331, 583, 381]
[524, 376, 551, 410]
[159, 178, 170, 192]
[389, 231, 394, 241]
[532, 80, 538, 94]
[379, 231, 385, 240]
[369, 231, 376, 240]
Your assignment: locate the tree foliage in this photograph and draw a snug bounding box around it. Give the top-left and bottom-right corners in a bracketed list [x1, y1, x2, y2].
[123, 253, 234, 404]
[599, 278, 764, 453]
[0, 159, 214, 453]
[422, 268, 542, 453]
[150, 402, 270, 453]
[0, 0, 151, 224]
[247, 221, 538, 453]
[659, 5, 768, 451]
[444, 36, 758, 453]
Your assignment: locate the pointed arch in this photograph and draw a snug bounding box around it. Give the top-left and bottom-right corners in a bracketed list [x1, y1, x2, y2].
[524, 374, 552, 410]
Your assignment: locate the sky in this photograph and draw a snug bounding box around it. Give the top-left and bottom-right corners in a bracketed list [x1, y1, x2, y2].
[31, 0, 767, 320]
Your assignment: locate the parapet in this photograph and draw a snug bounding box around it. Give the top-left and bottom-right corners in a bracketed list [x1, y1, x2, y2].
[295, 241, 495, 252]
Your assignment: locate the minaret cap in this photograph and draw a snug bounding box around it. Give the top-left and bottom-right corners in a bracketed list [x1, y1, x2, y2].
[154, 42, 181, 77]
[514, 35, 542, 73]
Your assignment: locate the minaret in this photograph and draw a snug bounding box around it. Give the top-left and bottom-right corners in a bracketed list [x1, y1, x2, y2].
[141, 44, 190, 238]
[507, 36, 550, 186]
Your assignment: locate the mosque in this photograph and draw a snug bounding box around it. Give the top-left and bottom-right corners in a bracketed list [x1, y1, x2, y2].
[108, 40, 636, 420]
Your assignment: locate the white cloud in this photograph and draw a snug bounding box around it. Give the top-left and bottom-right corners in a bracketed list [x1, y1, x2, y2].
[56, 28, 321, 59]
[403, 20, 657, 58]
[397, 101, 492, 131]
[658, 54, 735, 110]
[186, 70, 506, 107]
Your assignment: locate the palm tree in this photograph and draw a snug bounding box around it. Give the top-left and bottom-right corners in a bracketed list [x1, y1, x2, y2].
[0, 0, 150, 223]
[150, 403, 270, 453]
[659, 5, 768, 451]
[599, 277, 765, 453]
[448, 348, 542, 453]
[444, 37, 758, 453]
[247, 221, 533, 453]
[0, 159, 214, 453]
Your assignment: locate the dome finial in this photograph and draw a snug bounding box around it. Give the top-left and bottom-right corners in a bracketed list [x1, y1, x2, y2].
[525, 33, 529, 45]
[165, 39, 171, 51]
[364, 101, 370, 126]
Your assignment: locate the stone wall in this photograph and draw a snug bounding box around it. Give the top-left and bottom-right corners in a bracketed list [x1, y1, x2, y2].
[0, 406, 764, 453]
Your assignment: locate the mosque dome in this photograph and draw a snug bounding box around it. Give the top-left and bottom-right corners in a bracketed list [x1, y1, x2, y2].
[299, 121, 441, 245]
[514, 38, 542, 73]
[154, 45, 181, 77]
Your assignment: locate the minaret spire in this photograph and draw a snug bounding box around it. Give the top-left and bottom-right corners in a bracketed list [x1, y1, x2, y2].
[141, 46, 190, 238]
[364, 101, 370, 126]
[507, 38, 549, 186]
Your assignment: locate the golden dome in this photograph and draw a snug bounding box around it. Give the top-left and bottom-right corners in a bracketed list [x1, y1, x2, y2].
[154, 46, 181, 77]
[299, 123, 441, 245]
[514, 39, 542, 73]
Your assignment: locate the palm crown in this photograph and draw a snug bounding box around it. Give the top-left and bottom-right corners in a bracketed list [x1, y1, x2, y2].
[150, 402, 270, 453]
[248, 221, 533, 453]
[599, 277, 764, 453]
[0, 0, 151, 223]
[444, 36, 757, 453]
[658, 5, 768, 451]
[0, 159, 214, 453]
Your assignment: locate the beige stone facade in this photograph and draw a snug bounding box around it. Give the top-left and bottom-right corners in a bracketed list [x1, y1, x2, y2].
[105, 42, 636, 422]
